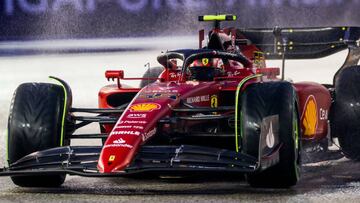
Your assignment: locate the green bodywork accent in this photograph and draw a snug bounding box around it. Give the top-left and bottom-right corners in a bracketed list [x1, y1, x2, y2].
[49, 77, 67, 147]
[293, 107, 300, 180]
[294, 110, 299, 150]
[234, 74, 262, 152]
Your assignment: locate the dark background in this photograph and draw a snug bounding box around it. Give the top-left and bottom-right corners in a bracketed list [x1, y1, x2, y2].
[1, 0, 360, 40]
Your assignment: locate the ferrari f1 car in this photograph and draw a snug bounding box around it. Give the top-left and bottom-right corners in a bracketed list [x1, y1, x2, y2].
[2, 15, 360, 188]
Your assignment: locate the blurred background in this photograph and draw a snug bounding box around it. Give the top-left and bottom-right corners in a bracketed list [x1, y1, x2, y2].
[0, 0, 358, 166]
[1, 0, 360, 40]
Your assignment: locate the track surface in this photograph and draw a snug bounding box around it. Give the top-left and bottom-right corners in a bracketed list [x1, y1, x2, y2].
[0, 43, 359, 202]
[0, 158, 360, 202]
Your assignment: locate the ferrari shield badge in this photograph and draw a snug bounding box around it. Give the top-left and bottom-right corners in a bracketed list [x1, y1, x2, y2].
[108, 155, 116, 165]
[202, 58, 209, 66]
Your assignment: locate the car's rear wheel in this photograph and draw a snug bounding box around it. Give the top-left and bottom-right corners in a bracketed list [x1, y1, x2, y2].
[240, 82, 301, 188]
[7, 83, 70, 187]
[333, 66, 360, 160]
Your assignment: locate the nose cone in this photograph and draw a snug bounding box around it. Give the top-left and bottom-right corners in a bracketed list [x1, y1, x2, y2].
[97, 84, 181, 173]
[98, 135, 142, 173]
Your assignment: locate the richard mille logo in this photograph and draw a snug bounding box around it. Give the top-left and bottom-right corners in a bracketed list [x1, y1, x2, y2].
[266, 122, 275, 148]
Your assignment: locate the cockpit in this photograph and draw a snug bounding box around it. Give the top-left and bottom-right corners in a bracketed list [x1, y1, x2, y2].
[157, 49, 252, 82]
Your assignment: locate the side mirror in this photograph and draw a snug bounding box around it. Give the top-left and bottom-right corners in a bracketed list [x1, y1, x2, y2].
[105, 70, 124, 81]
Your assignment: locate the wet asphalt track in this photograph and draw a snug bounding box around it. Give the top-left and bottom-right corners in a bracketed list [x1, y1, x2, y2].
[0, 156, 360, 202]
[0, 40, 359, 202]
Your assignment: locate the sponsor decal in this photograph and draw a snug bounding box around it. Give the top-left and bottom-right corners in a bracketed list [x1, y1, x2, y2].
[260, 115, 279, 152]
[133, 126, 144, 130]
[111, 131, 140, 136]
[211, 95, 218, 108]
[127, 113, 147, 119]
[320, 108, 328, 120]
[130, 103, 161, 112]
[105, 137, 134, 149]
[142, 127, 157, 141]
[143, 86, 178, 94]
[266, 122, 275, 148]
[142, 93, 162, 99]
[115, 126, 144, 130]
[253, 51, 265, 68]
[227, 70, 241, 77]
[169, 72, 181, 79]
[144, 89, 178, 93]
[186, 95, 210, 104]
[116, 125, 132, 129]
[202, 58, 209, 66]
[119, 120, 147, 124]
[301, 95, 318, 136]
[104, 143, 133, 149]
[113, 138, 126, 144]
[152, 93, 162, 98]
[186, 81, 200, 86]
[139, 93, 178, 100]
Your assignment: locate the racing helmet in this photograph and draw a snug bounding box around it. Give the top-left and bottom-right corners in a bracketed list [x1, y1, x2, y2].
[188, 57, 225, 81]
[207, 32, 231, 51]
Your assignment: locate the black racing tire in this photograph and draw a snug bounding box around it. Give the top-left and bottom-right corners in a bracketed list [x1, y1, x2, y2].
[139, 66, 164, 88]
[240, 82, 301, 188]
[333, 66, 360, 160]
[7, 83, 69, 187]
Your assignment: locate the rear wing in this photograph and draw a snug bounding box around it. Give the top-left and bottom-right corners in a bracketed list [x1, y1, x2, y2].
[198, 15, 360, 83]
[236, 27, 360, 59]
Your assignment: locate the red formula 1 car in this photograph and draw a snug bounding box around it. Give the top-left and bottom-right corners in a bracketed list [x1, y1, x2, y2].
[2, 15, 360, 188]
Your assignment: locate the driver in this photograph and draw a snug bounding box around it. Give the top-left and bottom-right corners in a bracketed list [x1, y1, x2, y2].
[207, 32, 246, 76]
[188, 57, 226, 81]
[208, 31, 240, 54]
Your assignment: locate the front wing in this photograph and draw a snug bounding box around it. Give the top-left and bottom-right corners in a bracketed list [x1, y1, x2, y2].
[0, 142, 281, 177]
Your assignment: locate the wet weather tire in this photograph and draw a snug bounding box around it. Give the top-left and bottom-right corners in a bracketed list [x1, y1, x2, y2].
[7, 83, 68, 187]
[333, 66, 360, 160]
[139, 67, 164, 88]
[240, 82, 301, 188]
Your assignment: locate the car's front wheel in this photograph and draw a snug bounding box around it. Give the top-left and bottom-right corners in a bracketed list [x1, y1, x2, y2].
[7, 83, 70, 187]
[240, 82, 301, 188]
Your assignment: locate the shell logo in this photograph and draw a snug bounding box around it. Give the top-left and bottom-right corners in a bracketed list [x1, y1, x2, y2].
[301, 96, 318, 137]
[130, 103, 161, 112]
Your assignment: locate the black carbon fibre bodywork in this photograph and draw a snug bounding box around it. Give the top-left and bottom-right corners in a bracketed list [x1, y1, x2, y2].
[0, 144, 278, 177]
[236, 27, 360, 59]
